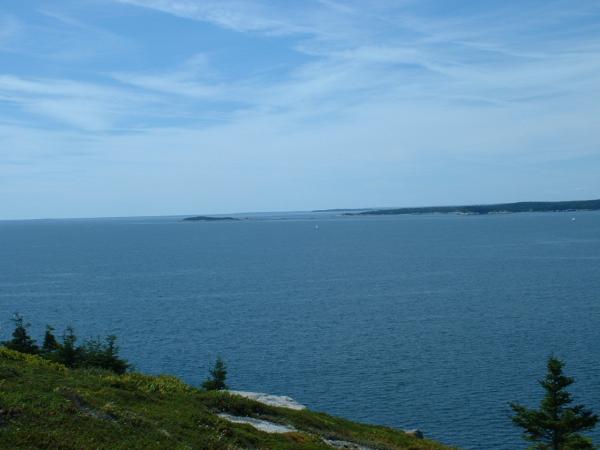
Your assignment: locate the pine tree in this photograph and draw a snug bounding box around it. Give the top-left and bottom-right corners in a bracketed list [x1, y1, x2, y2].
[510, 357, 597, 449]
[42, 325, 60, 353]
[104, 335, 130, 374]
[202, 357, 228, 391]
[57, 326, 80, 368]
[80, 335, 129, 374]
[4, 313, 38, 354]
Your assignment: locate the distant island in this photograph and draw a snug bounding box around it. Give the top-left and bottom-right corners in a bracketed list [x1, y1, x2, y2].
[182, 215, 240, 222]
[344, 199, 600, 216]
[312, 208, 376, 213]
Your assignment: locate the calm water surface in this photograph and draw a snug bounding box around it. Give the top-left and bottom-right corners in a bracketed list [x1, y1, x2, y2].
[1, 212, 599, 449]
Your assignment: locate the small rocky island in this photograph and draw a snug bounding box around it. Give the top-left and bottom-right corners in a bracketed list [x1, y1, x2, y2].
[182, 215, 240, 222]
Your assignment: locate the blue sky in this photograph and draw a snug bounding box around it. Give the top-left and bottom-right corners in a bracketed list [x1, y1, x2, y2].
[1, 0, 599, 219]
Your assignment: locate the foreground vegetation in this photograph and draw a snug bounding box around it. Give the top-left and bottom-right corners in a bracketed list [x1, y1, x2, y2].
[2, 317, 595, 449]
[511, 357, 597, 449]
[0, 347, 451, 450]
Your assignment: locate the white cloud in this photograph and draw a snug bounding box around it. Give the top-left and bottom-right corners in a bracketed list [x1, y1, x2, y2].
[115, 0, 316, 34]
[111, 53, 225, 99]
[110, 0, 600, 108]
[2, 84, 599, 219]
[1, 0, 600, 217]
[6, 1, 599, 133]
[0, 75, 166, 130]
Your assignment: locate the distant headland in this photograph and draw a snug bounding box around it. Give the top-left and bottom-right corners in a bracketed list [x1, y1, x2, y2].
[182, 215, 240, 222]
[343, 199, 600, 216]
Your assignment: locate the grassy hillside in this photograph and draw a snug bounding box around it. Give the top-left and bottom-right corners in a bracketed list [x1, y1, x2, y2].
[0, 348, 453, 449]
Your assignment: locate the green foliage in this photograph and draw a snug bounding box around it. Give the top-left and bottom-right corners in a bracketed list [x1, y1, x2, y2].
[510, 357, 598, 449]
[3, 316, 129, 375]
[56, 326, 80, 367]
[41, 325, 60, 353]
[104, 372, 192, 394]
[3, 313, 39, 354]
[0, 347, 67, 372]
[202, 357, 228, 391]
[0, 353, 451, 449]
[79, 335, 129, 374]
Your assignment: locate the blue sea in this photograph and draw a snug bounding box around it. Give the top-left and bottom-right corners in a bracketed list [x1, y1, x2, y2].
[1, 211, 599, 449]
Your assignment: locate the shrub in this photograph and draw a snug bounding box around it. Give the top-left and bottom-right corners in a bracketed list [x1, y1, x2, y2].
[104, 373, 191, 394]
[55, 326, 81, 368]
[79, 335, 129, 374]
[202, 357, 228, 391]
[41, 325, 60, 353]
[0, 347, 67, 372]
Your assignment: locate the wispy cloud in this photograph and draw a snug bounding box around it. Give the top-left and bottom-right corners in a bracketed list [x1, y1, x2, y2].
[111, 54, 226, 99]
[110, 0, 600, 107]
[6, 0, 600, 131]
[0, 75, 163, 130]
[114, 0, 320, 35]
[1, 0, 599, 218]
[0, 5, 135, 62]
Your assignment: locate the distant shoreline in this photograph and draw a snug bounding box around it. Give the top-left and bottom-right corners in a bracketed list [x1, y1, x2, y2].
[4, 199, 600, 222]
[182, 216, 239, 222]
[343, 199, 600, 216]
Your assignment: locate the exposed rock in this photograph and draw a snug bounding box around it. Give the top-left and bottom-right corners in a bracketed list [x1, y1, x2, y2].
[322, 438, 375, 450]
[405, 429, 424, 439]
[225, 391, 424, 444]
[227, 390, 306, 410]
[217, 413, 296, 434]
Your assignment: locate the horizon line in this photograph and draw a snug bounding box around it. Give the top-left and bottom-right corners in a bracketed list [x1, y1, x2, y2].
[2, 197, 599, 222]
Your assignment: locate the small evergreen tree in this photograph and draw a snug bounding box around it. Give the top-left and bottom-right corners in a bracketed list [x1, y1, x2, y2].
[80, 335, 129, 374]
[2, 316, 129, 375]
[510, 357, 597, 450]
[102, 335, 129, 374]
[42, 325, 60, 353]
[57, 326, 80, 368]
[202, 357, 228, 391]
[4, 313, 38, 354]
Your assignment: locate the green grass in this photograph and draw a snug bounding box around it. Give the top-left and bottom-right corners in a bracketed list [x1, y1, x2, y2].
[0, 348, 454, 449]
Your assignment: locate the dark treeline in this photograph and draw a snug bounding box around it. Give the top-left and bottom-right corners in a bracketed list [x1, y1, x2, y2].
[2, 313, 129, 374]
[346, 199, 600, 216]
[182, 216, 239, 222]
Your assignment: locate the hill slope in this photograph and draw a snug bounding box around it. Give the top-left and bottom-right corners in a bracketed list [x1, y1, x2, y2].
[0, 348, 452, 449]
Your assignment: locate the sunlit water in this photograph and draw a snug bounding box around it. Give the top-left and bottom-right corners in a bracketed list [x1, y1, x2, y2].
[1, 211, 599, 449]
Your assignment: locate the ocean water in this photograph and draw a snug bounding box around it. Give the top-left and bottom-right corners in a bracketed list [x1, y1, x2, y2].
[1, 211, 599, 449]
